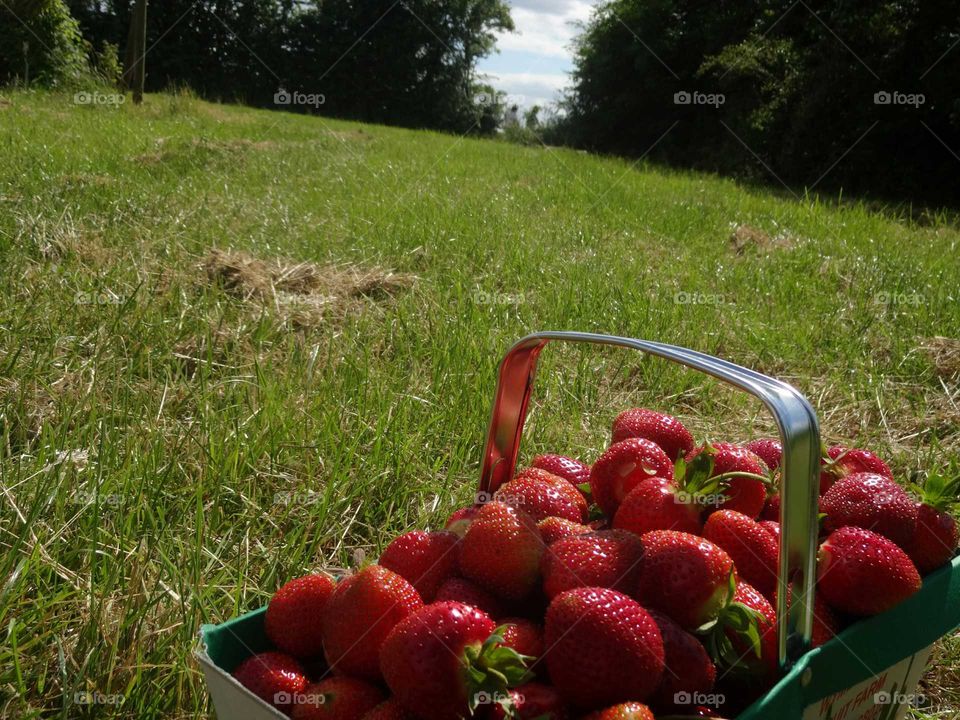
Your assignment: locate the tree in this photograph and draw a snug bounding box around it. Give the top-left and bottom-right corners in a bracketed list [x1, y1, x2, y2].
[1, 0, 89, 86]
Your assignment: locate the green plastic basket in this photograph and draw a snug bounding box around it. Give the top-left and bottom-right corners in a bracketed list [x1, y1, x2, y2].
[198, 332, 960, 720]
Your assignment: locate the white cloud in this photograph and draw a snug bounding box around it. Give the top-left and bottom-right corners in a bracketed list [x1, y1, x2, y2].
[496, 3, 596, 60]
[480, 71, 570, 108]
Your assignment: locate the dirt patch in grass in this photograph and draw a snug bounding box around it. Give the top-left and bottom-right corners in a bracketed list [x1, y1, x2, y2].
[202, 248, 415, 328]
[0, 372, 89, 453]
[729, 223, 795, 254]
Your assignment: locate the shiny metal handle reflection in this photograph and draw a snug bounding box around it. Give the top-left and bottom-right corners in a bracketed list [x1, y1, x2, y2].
[479, 331, 821, 668]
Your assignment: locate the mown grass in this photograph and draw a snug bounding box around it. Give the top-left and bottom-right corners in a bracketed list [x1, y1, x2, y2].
[0, 87, 958, 719]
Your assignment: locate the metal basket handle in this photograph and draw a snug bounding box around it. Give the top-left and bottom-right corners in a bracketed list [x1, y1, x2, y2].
[479, 331, 821, 668]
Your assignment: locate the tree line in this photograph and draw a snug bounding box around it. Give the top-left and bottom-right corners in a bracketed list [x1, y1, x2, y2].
[552, 0, 960, 203]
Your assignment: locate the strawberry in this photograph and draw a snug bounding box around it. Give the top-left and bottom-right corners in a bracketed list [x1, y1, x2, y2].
[759, 520, 780, 542]
[445, 505, 480, 537]
[544, 587, 664, 709]
[291, 676, 384, 720]
[611, 408, 695, 461]
[460, 501, 544, 600]
[265, 573, 336, 659]
[537, 516, 591, 545]
[491, 683, 567, 720]
[582, 702, 655, 720]
[820, 445, 892, 494]
[906, 471, 960, 574]
[820, 472, 918, 548]
[362, 699, 413, 720]
[232, 651, 308, 714]
[685, 442, 769, 519]
[379, 530, 460, 602]
[590, 438, 674, 517]
[635, 530, 736, 630]
[321, 565, 423, 680]
[532, 454, 591, 487]
[612, 476, 702, 537]
[647, 610, 716, 711]
[434, 577, 505, 617]
[817, 526, 921, 616]
[541, 530, 644, 599]
[500, 617, 544, 659]
[744, 438, 782, 471]
[703, 510, 779, 602]
[496, 470, 588, 523]
[380, 602, 533, 720]
[760, 493, 780, 522]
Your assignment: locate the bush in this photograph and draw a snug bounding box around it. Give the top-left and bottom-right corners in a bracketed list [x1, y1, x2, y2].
[0, 0, 89, 86]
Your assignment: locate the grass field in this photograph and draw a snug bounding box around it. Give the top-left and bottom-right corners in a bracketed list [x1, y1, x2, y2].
[0, 87, 958, 719]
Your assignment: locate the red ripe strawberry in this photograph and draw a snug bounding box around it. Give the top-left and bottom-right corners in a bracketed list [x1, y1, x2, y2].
[820, 472, 918, 548]
[491, 683, 567, 720]
[460, 501, 544, 600]
[532, 454, 591, 487]
[820, 445, 892, 494]
[703, 510, 779, 601]
[590, 438, 674, 517]
[445, 505, 480, 537]
[381, 602, 532, 720]
[812, 593, 839, 647]
[379, 530, 459, 602]
[760, 493, 780, 522]
[434, 577, 505, 617]
[647, 610, 716, 710]
[321, 565, 422, 680]
[612, 476, 702, 536]
[265, 574, 336, 659]
[232, 651, 307, 714]
[760, 520, 781, 542]
[685, 442, 769, 519]
[541, 530, 644, 599]
[500, 617, 544, 659]
[636, 530, 736, 630]
[905, 472, 960, 574]
[611, 408, 695, 461]
[728, 581, 778, 676]
[537, 516, 591, 545]
[582, 702, 655, 720]
[817, 526, 921, 616]
[544, 587, 664, 709]
[292, 677, 384, 720]
[495, 470, 588, 523]
[362, 699, 413, 720]
[744, 438, 782, 471]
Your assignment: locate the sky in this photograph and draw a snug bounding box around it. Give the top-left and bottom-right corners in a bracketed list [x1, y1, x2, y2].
[476, 0, 600, 110]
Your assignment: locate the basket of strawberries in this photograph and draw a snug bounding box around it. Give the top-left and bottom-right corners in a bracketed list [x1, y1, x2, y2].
[198, 331, 960, 720]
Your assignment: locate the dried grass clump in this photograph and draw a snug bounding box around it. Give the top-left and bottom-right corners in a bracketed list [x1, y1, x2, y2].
[921, 336, 960, 379]
[202, 248, 415, 328]
[729, 223, 795, 254]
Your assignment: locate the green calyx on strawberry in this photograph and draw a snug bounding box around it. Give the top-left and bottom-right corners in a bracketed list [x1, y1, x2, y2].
[464, 625, 537, 716]
[695, 574, 771, 677]
[906, 468, 960, 574]
[381, 602, 534, 720]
